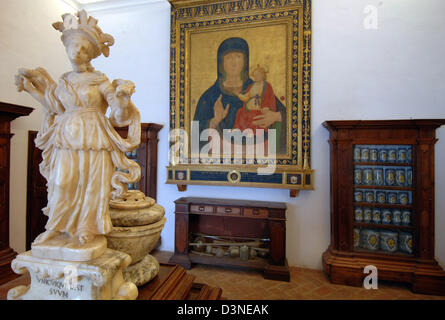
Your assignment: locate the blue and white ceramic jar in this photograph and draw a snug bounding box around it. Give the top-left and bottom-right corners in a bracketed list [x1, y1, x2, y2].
[407, 148, 412, 163]
[397, 148, 407, 163]
[354, 190, 363, 202]
[382, 210, 392, 225]
[398, 192, 409, 206]
[376, 191, 386, 204]
[361, 148, 370, 162]
[365, 191, 374, 203]
[392, 209, 402, 225]
[373, 168, 384, 186]
[402, 210, 412, 226]
[354, 168, 363, 185]
[399, 232, 413, 254]
[388, 149, 397, 162]
[380, 231, 398, 253]
[354, 146, 361, 162]
[387, 192, 398, 204]
[354, 207, 364, 222]
[385, 169, 395, 186]
[363, 208, 372, 223]
[364, 208, 372, 223]
[372, 209, 381, 224]
[379, 149, 388, 162]
[360, 229, 380, 251]
[406, 168, 413, 187]
[370, 148, 378, 162]
[363, 168, 373, 185]
[396, 169, 406, 187]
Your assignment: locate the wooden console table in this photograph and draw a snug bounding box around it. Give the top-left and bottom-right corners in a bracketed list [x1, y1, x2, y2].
[169, 197, 289, 281]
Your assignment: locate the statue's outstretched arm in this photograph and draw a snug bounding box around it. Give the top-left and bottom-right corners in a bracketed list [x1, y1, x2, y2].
[15, 67, 64, 114]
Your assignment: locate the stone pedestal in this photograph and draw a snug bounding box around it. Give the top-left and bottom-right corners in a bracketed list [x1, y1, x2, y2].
[31, 234, 107, 262]
[123, 254, 160, 286]
[7, 249, 137, 300]
[107, 190, 165, 286]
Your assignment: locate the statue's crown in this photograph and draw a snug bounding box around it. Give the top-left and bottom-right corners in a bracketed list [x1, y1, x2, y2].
[52, 10, 114, 57]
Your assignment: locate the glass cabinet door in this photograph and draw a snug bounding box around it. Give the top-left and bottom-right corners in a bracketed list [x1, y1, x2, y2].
[352, 144, 414, 256]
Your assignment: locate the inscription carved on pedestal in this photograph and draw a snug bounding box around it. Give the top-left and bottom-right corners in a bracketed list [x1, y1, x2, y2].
[36, 276, 84, 298]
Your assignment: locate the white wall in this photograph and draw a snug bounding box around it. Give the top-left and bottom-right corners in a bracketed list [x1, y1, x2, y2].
[0, 0, 75, 252]
[1, 0, 444, 270]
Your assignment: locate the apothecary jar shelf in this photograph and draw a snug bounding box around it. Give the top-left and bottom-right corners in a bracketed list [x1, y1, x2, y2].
[354, 185, 414, 191]
[353, 222, 413, 231]
[354, 162, 412, 167]
[322, 119, 445, 296]
[353, 202, 412, 209]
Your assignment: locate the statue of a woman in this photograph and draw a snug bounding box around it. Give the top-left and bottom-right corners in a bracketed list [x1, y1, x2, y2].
[15, 10, 141, 246]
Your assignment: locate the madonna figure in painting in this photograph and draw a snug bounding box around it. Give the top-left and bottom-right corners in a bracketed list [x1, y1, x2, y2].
[193, 37, 287, 155]
[15, 11, 141, 245]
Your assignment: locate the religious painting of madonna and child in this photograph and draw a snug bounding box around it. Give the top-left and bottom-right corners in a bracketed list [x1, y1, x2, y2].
[167, 0, 313, 195]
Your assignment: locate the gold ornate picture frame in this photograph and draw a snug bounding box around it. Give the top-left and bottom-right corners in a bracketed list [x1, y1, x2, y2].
[167, 0, 313, 196]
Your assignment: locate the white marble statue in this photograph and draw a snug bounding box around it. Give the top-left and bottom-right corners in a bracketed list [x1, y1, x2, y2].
[15, 10, 141, 247]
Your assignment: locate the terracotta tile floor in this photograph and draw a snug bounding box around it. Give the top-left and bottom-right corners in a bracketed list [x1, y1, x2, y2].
[152, 251, 445, 300]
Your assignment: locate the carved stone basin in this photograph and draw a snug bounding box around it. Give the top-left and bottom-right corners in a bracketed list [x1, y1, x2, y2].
[106, 217, 166, 264]
[106, 190, 166, 285]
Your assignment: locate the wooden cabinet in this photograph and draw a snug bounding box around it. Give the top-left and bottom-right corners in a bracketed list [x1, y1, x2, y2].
[26, 123, 163, 249]
[322, 120, 445, 295]
[169, 197, 290, 281]
[0, 102, 33, 285]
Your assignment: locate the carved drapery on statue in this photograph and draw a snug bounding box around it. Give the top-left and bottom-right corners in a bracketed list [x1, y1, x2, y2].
[33, 70, 141, 237]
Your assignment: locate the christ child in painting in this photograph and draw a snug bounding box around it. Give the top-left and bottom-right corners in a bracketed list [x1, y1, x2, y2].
[233, 64, 277, 134]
